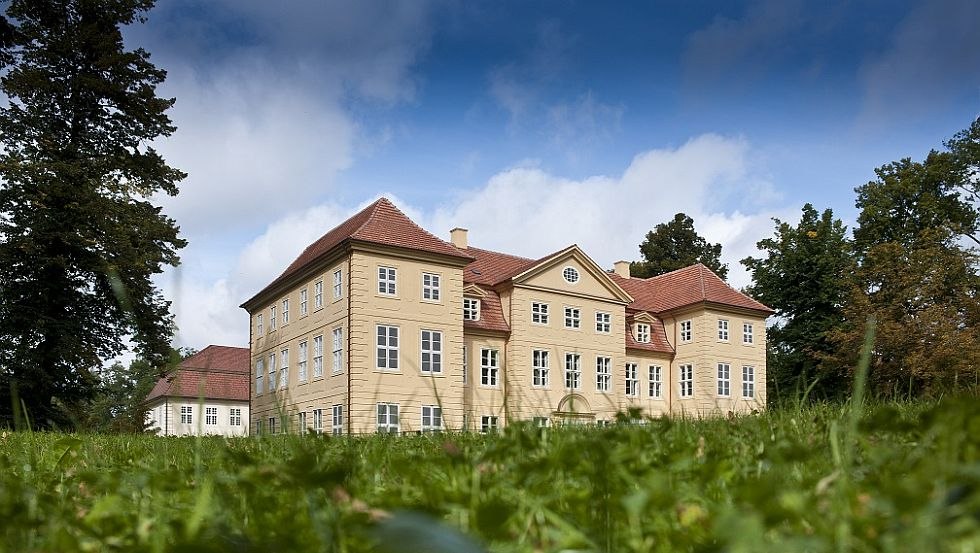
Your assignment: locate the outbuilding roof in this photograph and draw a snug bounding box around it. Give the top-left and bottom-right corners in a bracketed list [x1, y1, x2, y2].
[145, 345, 250, 403]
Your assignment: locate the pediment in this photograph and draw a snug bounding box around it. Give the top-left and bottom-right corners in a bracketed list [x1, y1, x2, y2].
[511, 245, 633, 304]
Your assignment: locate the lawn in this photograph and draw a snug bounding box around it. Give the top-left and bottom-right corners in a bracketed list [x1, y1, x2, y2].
[1, 398, 978, 552]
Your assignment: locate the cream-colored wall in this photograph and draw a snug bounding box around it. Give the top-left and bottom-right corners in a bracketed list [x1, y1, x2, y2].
[463, 333, 508, 430]
[146, 398, 249, 437]
[347, 250, 466, 433]
[624, 350, 674, 417]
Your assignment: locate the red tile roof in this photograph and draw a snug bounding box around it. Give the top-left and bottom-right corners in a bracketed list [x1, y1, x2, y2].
[463, 288, 510, 333]
[145, 345, 250, 403]
[625, 317, 674, 354]
[609, 264, 772, 315]
[244, 198, 473, 307]
[463, 247, 537, 286]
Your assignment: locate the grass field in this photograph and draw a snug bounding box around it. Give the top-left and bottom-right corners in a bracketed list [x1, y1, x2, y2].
[1, 398, 978, 552]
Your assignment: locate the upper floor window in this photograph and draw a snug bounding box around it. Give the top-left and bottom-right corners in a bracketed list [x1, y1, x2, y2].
[377, 403, 399, 434]
[564, 353, 581, 389]
[562, 266, 580, 284]
[718, 319, 729, 341]
[377, 325, 399, 370]
[531, 302, 549, 325]
[532, 349, 549, 387]
[564, 307, 581, 329]
[463, 298, 480, 321]
[300, 288, 308, 316]
[481, 348, 499, 387]
[649, 365, 663, 399]
[743, 323, 754, 344]
[313, 335, 323, 378]
[420, 330, 442, 374]
[596, 356, 611, 392]
[595, 312, 611, 333]
[422, 272, 441, 301]
[333, 269, 343, 299]
[743, 366, 755, 398]
[679, 364, 694, 398]
[256, 314, 263, 335]
[269, 305, 277, 331]
[267, 352, 276, 392]
[281, 298, 289, 325]
[378, 267, 397, 295]
[332, 328, 343, 373]
[679, 320, 692, 342]
[635, 323, 650, 343]
[298, 340, 308, 382]
[255, 359, 263, 394]
[625, 363, 638, 396]
[314, 280, 323, 309]
[279, 348, 289, 388]
[421, 405, 443, 432]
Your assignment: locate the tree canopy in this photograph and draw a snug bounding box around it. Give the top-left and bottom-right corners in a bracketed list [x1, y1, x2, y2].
[631, 213, 728, 279]
[0, 0, 185, 428]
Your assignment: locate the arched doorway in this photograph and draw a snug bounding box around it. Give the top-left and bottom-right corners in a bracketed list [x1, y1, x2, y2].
[553, 393, 595, 425]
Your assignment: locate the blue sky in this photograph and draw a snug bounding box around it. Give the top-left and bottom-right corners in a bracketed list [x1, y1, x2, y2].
[120, 0, 980, 350]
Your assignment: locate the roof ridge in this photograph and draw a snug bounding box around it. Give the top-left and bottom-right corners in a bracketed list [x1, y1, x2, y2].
[645, 263, 699, 281]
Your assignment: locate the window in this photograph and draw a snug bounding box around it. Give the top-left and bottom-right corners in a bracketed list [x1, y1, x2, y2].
[680, 320, 692, 342]
[562, 266, 579, 284]
[377, 325, 399, 370]
[268, 417, 277, 435]
[481, 348, 499, 387]
[596, 356, 611, 392]
[254, 419, 262, 435]
[743, 366, 755, 398]
[378, 266, 397, 295]
[743, 323, 754, 344]
[565, 353, 581, 389]
[314, 280, 323, 309]
[564, 307, 581, 329]
[313, 335, 323, 378]
[531, 302, 549, 324]
[300, 288, 308, 316]
[180, 405, 193, 424]
[333, 269, 343, 299]
[377, 403, 399, 433]
[463, 298, 480, 321]
[332, 404, 344, 435]
[717, 363, 731, 396]
[649, 365, 663, 399]
[298, 340, 308, 382]
[298, 412, 307, 432]
[421, 405, 443, 432]
[229, 408, 242, 426]
[279, 348, 289, 388]
[532, 349, 549, 387]
[270, 305, 277, 331]
[422, 272, 441, 301]
[420, 330, 442, 374]
[267, 352, 276, 392]
[481, 415, 498, 433]
[533, 417, 549, 427]
[257, 314, 263, 335]
[312, 409, 324, 433]
[595, 312, 611, 333]
[718, 319, 729, 341]
[635, 323, 650, 343]
[281, 298, 289, 325]
[255, 359, 263, 394]
[679, 364, 694, 398]
[332, 328, 343, 374]
[462, 345, 468, 384]
[625, 363, 638, 396]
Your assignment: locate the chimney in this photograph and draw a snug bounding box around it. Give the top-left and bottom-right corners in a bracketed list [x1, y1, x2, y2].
[613, 260, 631, 278]
[450, 227, 468, 249]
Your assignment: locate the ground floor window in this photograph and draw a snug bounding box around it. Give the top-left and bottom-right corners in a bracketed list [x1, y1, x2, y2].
[332, 404, 344, 435]
[743, 366, 755, 398]
[229, 408, 242, 426]
[377, 403, 400, 434]
[205, 407, 217, 425]
[268, 416, 277, 435]
[180, 406, 193, 424]
[313, 409, 324, 433]
[421, 405, 443, 432]
[297, 411, 307, 432]
[625, 363, 638, 396]
[481, 415, 498, 433]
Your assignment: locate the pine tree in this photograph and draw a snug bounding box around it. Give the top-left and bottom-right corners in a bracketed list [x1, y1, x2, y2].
[631, 213, 728, 279]
[0, 0, 185, 428]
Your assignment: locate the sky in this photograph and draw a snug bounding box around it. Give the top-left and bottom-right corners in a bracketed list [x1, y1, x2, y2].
[117, 0, 980, 353]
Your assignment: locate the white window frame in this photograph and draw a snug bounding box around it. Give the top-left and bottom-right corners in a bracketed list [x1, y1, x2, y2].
[255, 359, 264, 395]
[531, 302, 549, 325]
[680, 320, 692, 343]
[300, 288, 308, 316]
[180, 405, 193, 425]
[312, 409, 324, 433]
[420, 329, 442, 374]
[270, 305, 277, 331]
[635, 323, 651, 343]
[314, 280, 323, 309]
[421, 405, 443, 432]
[332, 328, 343, 374]
[649, 365, 663, 399]
[680, 364, 694, 398]
[717, 362, 731, 397]
[281, 298, 289, 325]
[595, 312, 611, 333]
[463, 297, 480, 321]
[279, 348, 289, 388]
[564, 353, 581, 390]
[743, 366, 755, 398]
[481, 348, 499, 387]
[562, 266, 580, 284]
[256, 314, 263, 335]
[298, 340, 308, 382]
[378, 266, 397, 296]
[377, 325, 399, 371]
[743, 323, 754, 344]
[596, 356, 611, 392]
[298, 412, 307, 433]
[377, 403, 400, 434]
[229, 408, 242, 426]
[267, 352, 276, 392]
[332, 404, 344, 435]
[422, 272, 441, 301]
[564, 306, 581, 329]
[625, 363, 638, 397]
[718, 319, 729, 341]
[333, 269, 343, 299]
[481, 415, 498, 433]
[313, 335, 323, 378]
[532, 349, 549, 387]
[268, 416, 277, 435]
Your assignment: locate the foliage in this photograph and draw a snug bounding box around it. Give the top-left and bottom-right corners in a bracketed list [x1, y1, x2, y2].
[75, 350, 181, 433]
[630, 213, 728, 279]
[741, 204, 853, 401]
[0, 398, 979, 552]
[0, 0, 185, 429]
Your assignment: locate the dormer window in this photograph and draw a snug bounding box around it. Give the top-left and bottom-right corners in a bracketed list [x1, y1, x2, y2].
[635, 323, 651, 343]
[562, 266, 579, 284]
[463, 297, 480, 321]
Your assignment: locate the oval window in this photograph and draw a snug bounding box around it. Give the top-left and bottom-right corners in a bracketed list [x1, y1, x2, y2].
[562, 266, 580, 284]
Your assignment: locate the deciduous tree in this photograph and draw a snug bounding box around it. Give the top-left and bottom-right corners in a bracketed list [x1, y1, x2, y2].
[631, 213, 728, 279]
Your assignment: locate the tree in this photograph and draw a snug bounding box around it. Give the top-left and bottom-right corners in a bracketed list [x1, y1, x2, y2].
[0, 0, 185, 429]
[741, 205, 853, 402]
[76, 350, 178, 433]
[630, 213, 728, 279]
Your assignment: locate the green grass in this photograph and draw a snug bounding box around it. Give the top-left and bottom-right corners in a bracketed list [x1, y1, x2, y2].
[1, 399, 979, 552]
